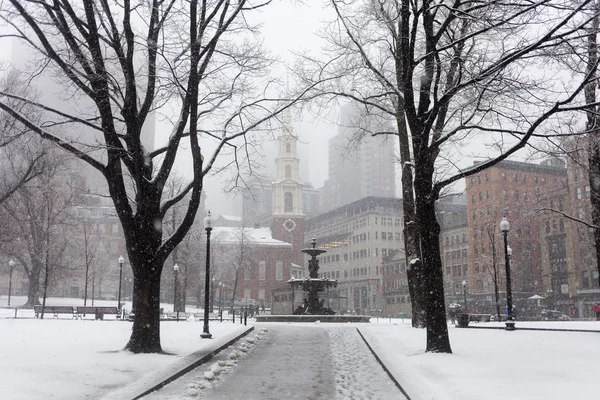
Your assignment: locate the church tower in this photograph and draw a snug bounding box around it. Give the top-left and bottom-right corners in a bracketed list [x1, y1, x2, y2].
[271, 114, 305, 266]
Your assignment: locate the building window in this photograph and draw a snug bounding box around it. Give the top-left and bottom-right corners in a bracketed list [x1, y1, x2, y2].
[502, 172, 507, 180]
[471, 195, 476, 204]
[284, 192, 293, 212]
[503, 189, 508, 200]
[479, 192, 483, 201]
[285, 165, 291, 178]
[286, 142, 291, 152]
[576, 187, 582, 200]
[244, 288, 251, 299]
[276, 261, 283, 280]
[244, 262, 251, 280]
[259, 261, 266, 280]
[586, 186, 591, 198]
[259, 288, 265, 301]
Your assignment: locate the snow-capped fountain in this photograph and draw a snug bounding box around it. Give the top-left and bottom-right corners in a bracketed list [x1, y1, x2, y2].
[256, 238, 370, 323]
[288, 238, 338, 315]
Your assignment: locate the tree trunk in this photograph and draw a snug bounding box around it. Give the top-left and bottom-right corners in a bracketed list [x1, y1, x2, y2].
[396, 106, 426, 328]
[25, 262, 42, 307]
[415, 163, 452, 353]
[126, 263, 163, 353]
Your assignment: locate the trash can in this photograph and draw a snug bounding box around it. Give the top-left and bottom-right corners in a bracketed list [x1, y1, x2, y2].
[458, 312, 470, 328]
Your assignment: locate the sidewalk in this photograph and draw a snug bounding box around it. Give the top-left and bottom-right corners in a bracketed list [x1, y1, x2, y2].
[100, 325, 254, 400]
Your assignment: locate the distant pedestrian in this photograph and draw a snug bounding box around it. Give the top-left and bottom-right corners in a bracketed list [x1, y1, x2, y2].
[593, 304, 600, 320]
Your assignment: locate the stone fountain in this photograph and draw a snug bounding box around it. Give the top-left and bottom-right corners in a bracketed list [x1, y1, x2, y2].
[288, 238, 338, 315]
[255, 238, 370, 323]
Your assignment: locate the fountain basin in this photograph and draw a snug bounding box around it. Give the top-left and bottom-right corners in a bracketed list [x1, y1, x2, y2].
[255, 314, 371, 323]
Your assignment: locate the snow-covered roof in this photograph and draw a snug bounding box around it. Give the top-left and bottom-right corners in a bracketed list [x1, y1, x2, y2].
[219, 215, 242, 221]
[211, 227, 292, 247]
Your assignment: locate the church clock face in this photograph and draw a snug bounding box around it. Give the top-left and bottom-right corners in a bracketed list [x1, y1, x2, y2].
[283, 218, 297, 232]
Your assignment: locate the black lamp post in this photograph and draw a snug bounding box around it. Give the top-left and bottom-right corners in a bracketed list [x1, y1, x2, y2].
[8, 259, 15, 307]
[462, 280, 468, 312]
[173, 263, 179, 314]
[500, 217, 516, 331]
[117, 255, 124, 315]
[201, 211, 213, 339]
[218, 282, 223, 315]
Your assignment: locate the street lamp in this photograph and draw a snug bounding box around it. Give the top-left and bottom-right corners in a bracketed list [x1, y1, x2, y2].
[8, 259, 15, 307]
[117, 255, 124, 316]
[218, 282, 223, 315]
[201, 211, 213, 339]
[173, 263, 180, 315]
[462, 280, 468, 312]
[500, 217, 516, 331]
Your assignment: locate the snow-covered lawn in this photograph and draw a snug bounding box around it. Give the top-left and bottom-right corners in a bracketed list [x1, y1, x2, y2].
[1, 296, 598, 400]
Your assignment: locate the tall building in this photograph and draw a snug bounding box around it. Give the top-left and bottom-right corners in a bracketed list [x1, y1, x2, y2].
[465, 159, 567, 313]
[537, 140, 600, 317]
[270, 115, 306, 266]
[320, 103, 396, 212]
[10, 35, 156, 196]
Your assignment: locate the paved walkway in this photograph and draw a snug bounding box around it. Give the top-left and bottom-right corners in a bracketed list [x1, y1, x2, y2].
[143, 324, 407, 400]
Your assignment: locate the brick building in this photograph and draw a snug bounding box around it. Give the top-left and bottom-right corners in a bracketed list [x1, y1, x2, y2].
[210, 227, 299, 310]
[465, 159, 567, 313]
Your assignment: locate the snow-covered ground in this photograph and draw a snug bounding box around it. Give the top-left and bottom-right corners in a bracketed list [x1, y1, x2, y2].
[1, 296, 598, 400]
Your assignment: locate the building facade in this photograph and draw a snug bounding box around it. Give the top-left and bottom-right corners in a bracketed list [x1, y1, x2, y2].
[320, 103, 396, 213]
[304, 196, 404, 314]
[465, 159, 567, 314]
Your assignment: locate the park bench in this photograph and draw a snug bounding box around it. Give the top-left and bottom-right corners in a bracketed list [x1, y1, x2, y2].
[469, 313, 492, 322]
[34, 305, 76, 319]
[165, 311, 189, 321]
[75, 306, 120, 320]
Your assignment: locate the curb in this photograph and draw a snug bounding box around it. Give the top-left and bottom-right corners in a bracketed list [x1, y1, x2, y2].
[464, 325, 600, 333]
[356, 328, 412, 400]
[133, 326, 254, 399]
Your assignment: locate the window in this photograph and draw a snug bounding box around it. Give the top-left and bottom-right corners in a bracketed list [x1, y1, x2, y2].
[503, 189, 508, 200]
[471, 195, 476, 204]
[586, 186, 591, 198]
[284, 192, 293, 212]
[244, 262, 251, 280]
[382, 231, 387, 240]
[285, 142, 291, 152]
[479, 192, 483, 201]
[244, 288, 251, 299]
[285, 165, 291, 178]
[276, 261, 283, 280]
[514, 190, 519, 201]
[502, 172, 507, 180]
[259, 261, 266, 280]
[258, 288, 265, 300]
[388, 232, 393, 240]
[485, 173, 489, 182]
[577, 187, 582, 200]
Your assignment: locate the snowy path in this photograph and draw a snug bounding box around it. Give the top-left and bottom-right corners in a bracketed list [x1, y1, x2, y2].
[143, 323, 406, 400]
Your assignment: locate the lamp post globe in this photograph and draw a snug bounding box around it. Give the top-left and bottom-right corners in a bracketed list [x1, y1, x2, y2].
[499, 218, 516, 331]
[8, 259, 15, 307]
[201, 211, 213, 339]
[117, 256, 124, 315]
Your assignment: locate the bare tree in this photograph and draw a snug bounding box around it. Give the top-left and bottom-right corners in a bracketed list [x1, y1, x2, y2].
[0, 69, 46, 204]
[1, 147, 76, 309]
[300, 0, 599, 352]
[486, 224, 501, 320]
[0, 1, 315, 353]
